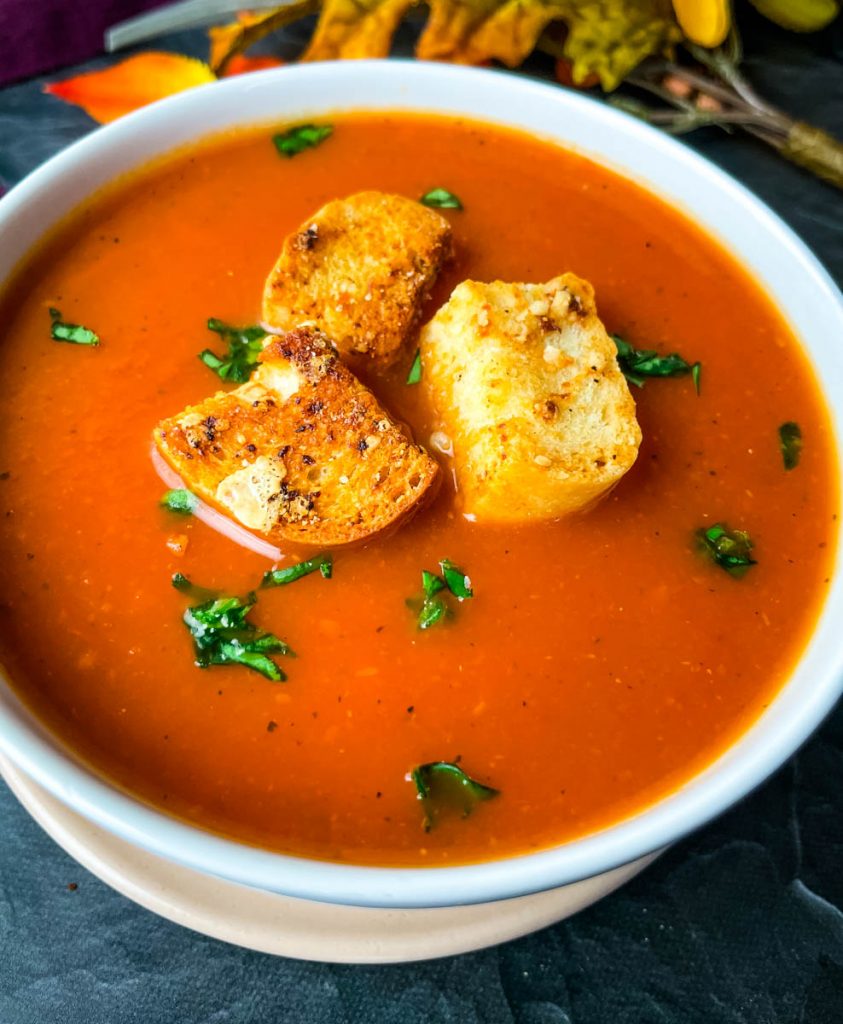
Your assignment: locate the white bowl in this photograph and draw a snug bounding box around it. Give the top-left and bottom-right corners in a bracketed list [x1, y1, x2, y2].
[1, 61, 842, 909]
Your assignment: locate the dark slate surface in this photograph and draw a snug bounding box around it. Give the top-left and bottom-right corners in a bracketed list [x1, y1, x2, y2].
[1, 13, 843, 1022]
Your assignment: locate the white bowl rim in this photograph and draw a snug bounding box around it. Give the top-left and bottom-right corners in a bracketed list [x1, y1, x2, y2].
[1, 60, 842, 909]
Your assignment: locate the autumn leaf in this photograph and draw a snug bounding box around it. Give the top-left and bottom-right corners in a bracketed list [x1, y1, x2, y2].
[222, 54, 286, 76]
[558, 0, 682, 90]
[416, 0, 504, 62]
[303, 0, 417, 60]
[44, 52, 216, 124]
[209, 2, 319, 74]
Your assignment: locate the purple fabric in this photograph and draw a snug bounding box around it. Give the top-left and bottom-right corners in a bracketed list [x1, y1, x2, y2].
[0, 0, 169, 86]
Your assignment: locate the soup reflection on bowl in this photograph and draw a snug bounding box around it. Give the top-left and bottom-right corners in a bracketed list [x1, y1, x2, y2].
[0, 62, 841, 909]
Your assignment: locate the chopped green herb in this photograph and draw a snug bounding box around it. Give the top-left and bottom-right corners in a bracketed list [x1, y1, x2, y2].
[779, 421, 802, 470]
[160, 488, 197, 515]
[199, 318, 266, 383]
[177, 582, 293, 681]
[406, 349, 422, 385]
[697, 523, 757, 578]
[48, 307, 99, 346]
[262, 553, 333, 587]
[422, 570, 445, 598]
[440, 559, 473, 600]
[420, 188, 463, 210]
[410, 761, 498, 831]
[612, 334, 697, 389]
[410, 559, 473, 630]
[273, 123, 333, 158]
[171, 573, 219, 603]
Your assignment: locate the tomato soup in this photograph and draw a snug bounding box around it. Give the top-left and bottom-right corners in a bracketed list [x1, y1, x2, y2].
[0, 114, 836, 866]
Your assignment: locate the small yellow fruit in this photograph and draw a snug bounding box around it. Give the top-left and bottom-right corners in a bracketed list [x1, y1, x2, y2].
[672, 0, 732, 47]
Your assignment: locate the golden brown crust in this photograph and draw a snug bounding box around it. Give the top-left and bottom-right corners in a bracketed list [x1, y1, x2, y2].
[420, 274, 642, 522]
[154, 327, 439, 545]
[262, 191, 453, 364]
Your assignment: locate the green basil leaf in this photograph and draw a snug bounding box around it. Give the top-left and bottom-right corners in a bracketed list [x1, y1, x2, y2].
[440, 559, 473, 600]
[779, 421, 802, 470]
[422, 570, 445, 599]
[199, 318, 267, 383]
[262, 553, 333, 587]
[420, 188, 463, 210]
[177, 580, 293, 680]
[406, 349, 422, 385]
[49, 307, 99, 346]
[697, 522, 757, 578]
[419, 594, 448, 630]
[410, 761, 498, 831]
[273, 123, 333, 158]
[160, 488, 197, 515]
[612, 334, 697, 388]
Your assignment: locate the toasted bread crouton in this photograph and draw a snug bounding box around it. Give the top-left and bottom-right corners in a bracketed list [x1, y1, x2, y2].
[420, 275, 641, 522]
[154, 327, 439, 546]
[262, 192, 453, 364]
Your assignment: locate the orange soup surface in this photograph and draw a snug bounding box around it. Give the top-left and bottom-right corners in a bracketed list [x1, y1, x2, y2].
[0, 114, 836, 866]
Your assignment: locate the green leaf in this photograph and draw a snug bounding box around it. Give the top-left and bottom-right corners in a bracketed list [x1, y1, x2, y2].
[199, 318, 266, 383]
[273, 123, 333, 158]
[48, 307, 99, 346]
[406, 349, 422, 385]
[160, 488, 197, 515]
[410, 761, 498, 831]
[697, 522, 757, 578]
[176, 581, 293, 680]
[779, 421, 802, 470]
[171, 573, 219, 603]
[262, 553, 333, 587]
[419, 594, 448, 630]
[612, 334, 697, 388]
[440, 559, 473, 600]
[420, 188, 463, 210]
[422, 570, 445, 598]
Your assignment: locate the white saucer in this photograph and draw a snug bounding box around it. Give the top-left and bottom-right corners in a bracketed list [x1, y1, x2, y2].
[1, 755, 658, 963]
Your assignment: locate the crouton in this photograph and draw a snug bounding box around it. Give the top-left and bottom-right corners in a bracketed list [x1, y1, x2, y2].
[419, 274, 641, 522]
[262, 191, 453, 364]
[154, 327, 439, 546]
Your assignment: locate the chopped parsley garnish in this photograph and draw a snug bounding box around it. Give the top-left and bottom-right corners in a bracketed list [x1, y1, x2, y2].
[273, 123, 333, 158]
[420, 188, 463, 210]
[697, 523, 757, 578]
[160, 488, 197, 515]
[612, 334, 698, 390]
[262, 553, 333, 587]
[409, 559, 473, 630]
[410, 761, 498, 831]
[406, 349, 422, 385]
[178, 584, 293, 681]
[48, 307, 99, 346]
[779, 422, 802, 470]
[198, 318, 266, 383]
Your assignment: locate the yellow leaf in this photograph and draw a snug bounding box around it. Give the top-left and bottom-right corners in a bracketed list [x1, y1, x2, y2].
[302, 0, 417, 60]
[562, 0, 682, 90]
[44, 53, 216, 124]
[209, 2, 319, 74]
[417, 0, 503, 61]
[672, 0, 731, 47]
[458, 0, 576, 67]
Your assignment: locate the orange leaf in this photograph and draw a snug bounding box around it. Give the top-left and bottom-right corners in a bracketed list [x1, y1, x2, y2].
[222, 54, 285, 76]
[44, 52, 216, 124]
